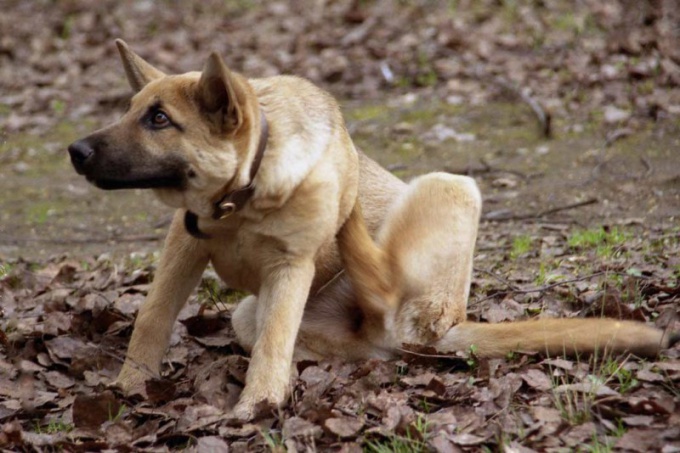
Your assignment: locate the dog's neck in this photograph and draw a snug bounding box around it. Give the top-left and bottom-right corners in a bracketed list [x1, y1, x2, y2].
[184, 110, 269, 239]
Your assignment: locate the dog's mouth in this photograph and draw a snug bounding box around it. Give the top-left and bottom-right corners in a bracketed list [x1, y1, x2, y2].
[88, 173, 187, 191]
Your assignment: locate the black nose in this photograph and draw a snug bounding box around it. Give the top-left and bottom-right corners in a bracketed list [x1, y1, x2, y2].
[68, 140, 94, 165]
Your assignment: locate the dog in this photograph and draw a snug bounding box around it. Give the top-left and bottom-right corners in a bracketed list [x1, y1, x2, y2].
[68, 40, 678, 419]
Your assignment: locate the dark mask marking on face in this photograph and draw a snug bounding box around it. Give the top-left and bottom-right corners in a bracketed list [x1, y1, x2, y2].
[68, 132, 190, 191]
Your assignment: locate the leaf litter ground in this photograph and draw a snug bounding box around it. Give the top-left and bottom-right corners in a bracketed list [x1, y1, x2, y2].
[1, 0, 680, 451]
[1, 224, 678, 451]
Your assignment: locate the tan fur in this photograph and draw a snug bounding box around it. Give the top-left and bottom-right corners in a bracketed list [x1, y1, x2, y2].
[70, 40, 677, 420]
[328, 176, 674, 360]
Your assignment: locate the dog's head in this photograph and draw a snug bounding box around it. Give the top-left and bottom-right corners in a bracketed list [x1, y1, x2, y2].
[68, 40, 260, 216]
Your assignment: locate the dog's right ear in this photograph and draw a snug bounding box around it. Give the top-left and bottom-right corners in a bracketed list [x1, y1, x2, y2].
[115, 39, 165, 92]
[195, 52, 245, 133]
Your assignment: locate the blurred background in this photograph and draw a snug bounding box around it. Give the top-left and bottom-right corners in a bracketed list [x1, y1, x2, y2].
[1, 4, 679, 451]
[1, 0, 679, 258]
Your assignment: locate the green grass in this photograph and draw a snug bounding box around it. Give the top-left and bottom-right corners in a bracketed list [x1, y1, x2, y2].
[198, 276, 246, 310]
[600, 358, 639, 394]
[552, 378, 594, 425]
[568, 227, 628, 258]
[345, 104, 389, 122]
[466, 344, 479, 369]
[364, 415, 430, 453]
[0, 263, 11, 279]
[34, 418, 74, 434]
[109, 403, 126, 422]
[534, 261, 565, 285]
[510, 235, 533, 259]
[551, 349, 640, 429]
[261, 429, 284, 452]
[26, 202, 55, 225]
[581, 418, 626, 453]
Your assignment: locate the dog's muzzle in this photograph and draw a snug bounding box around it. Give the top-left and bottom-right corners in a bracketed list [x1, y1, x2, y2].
[66, 136, 189, 190]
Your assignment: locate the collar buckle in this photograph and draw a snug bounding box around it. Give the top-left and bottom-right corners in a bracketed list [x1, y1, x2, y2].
[218, 201, 237, 219]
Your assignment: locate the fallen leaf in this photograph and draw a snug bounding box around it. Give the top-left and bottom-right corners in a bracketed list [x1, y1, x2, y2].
[324, 416, 364, 438]
[521, 369, 552, 391]
[72, 390, 121, 430]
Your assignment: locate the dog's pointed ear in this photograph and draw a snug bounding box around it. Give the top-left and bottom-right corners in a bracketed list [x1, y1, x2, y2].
[115, 39, 165, 92]
[196, 52, 244, 132]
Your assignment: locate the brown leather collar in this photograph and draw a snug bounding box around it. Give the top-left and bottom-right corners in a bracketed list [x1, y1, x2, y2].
[184, 110, 269, 239]
[211, 110, 269, 220]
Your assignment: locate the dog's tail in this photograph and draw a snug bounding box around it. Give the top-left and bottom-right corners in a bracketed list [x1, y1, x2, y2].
[434, 318, 679, 358]
[337, 200, 398, 318]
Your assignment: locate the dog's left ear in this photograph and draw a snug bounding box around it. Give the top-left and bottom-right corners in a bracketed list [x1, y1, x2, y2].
[115, 39, 165, 92]
[196, 53, 245, 132]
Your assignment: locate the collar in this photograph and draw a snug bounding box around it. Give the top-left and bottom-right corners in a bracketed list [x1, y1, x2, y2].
[184, 110, 269, 239]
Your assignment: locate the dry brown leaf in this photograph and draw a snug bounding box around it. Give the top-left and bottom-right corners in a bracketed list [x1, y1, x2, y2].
[521, 369, 552, 391]
[72, 390, 121, 430]
[615, 428, 662, 452]
[324, 416, 364, 438]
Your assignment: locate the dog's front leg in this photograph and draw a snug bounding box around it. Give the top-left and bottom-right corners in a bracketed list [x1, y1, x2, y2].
[232, 258, 315, 419]
[116, 214, 209, 393]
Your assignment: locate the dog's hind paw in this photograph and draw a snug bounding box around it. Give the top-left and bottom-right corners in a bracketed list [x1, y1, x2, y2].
[397, 295, 466, 344]
[229, 399, 275, 421]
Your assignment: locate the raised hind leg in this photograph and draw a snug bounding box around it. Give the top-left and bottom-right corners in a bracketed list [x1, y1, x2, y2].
[376, 172, 482, 344]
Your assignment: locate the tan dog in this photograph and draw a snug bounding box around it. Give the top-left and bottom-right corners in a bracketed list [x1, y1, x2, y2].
[68, 40, 678, 419]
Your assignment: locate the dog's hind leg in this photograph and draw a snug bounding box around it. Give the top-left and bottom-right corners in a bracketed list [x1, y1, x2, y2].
[379, 173, 482, 344]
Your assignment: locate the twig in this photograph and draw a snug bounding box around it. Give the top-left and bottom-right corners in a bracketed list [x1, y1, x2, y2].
[648, 232, 680, 241]
[474, 267, 519, 291]
[639, 156, 653, 179]
[446, 157, 528, 179]
[494, 77, 552, 138]
[396, 347, 465, 360]
[531, 198, 599, 218]
[512, 272, 606, 295]
[472, 270, 650, 305]
[0, 234, 163, 245]
[483, 198, 598, 221]
[473, 271, 606, 304]
[605, 128, 633, 147]
[340, 16, 378, 46]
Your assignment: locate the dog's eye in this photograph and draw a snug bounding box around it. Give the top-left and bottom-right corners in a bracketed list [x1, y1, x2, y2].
[151, 111, 170, 128]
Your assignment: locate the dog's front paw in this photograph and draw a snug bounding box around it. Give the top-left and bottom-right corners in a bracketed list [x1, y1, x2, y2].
[229, 394, 279, 421]
[229, 376, 289, 420]
[113, 365, 152, 397]
[229, 400, 257, 421]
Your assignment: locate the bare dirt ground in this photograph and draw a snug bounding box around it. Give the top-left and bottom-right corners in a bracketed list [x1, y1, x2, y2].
[1, 1, 679, 451]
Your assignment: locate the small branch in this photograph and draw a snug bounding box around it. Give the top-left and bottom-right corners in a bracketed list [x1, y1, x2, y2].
[474, 267, 519, 291]
[531, 197, 599, 218]
[494, 77, 552, 138]
[511, 271, 606, 295]
[446, 157, 528, 179]
[472, 271, 606, 304]
[396, 347, 464, 360]
[472, 270, 650, 305]
[605, 128, 634, 147]
[0, 234, 163, 245]
[639, 156, 653, 179]
[341, 16, 378, 46]
[483, 197, 598, 221]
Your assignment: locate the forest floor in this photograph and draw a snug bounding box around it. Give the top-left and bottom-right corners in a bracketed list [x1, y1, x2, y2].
[1, 1, 679, 451]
